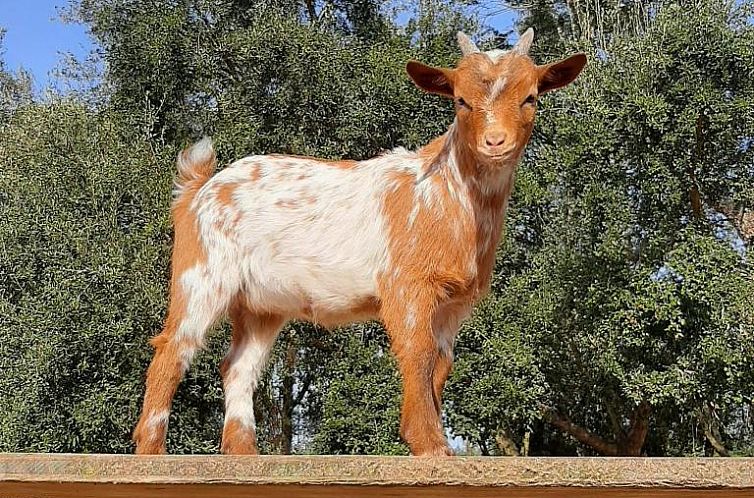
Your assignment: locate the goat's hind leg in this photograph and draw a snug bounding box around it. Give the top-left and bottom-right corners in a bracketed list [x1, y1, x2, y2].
[133, 274, 229, 454]
[220, 301, 284, 454]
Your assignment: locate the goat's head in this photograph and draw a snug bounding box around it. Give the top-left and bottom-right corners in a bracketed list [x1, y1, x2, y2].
[407, 28, 586, 168]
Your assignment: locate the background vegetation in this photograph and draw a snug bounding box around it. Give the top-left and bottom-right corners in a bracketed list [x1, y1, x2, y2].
[1, 0, 752, 456]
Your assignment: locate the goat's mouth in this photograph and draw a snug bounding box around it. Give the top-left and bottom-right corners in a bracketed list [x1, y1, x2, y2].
[477, 149, 516, 166]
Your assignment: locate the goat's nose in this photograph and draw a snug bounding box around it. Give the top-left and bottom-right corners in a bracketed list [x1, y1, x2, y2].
[484, 131, 506, 147]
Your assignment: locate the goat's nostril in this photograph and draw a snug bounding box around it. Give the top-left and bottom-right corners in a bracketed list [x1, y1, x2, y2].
[484, 133, 506, 147]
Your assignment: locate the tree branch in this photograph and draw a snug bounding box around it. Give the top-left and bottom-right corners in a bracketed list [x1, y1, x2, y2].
[308, 337, 337, 353]
[688, 114, 705, 220]
[304, 0, 317, 23]
[541, 405, 619, 456]
[703, 425, 731, 457]
[700, 403, 730, 457]
[294, 375, 313, 406]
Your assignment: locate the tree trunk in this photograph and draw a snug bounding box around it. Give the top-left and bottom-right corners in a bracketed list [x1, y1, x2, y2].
[522, 431, 531, 457]
[494, 428, 520, 456]
[303, 0, 317, 23]
[700, 403, 730, 457]
[618, 400, 651, 456]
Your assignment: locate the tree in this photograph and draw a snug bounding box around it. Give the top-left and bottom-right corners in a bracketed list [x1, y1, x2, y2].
[447, 0, 754, 456]
[0, 0, 471, 454]
[0, 104, 185, 452]
[308, 323, 406, 455]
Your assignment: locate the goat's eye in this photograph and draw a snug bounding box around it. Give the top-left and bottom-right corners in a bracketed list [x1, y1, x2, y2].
[456, 97, 471, 110]
[523, 95, 537, 106]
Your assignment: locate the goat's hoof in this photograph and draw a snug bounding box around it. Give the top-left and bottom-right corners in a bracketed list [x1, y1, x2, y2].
[412, 444, 454, 457]
[220, 442, 260, 455]
[133, 437, 167, 455]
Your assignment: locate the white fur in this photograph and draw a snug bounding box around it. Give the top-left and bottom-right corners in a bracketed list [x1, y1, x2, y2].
[487, 77, 507, 108]
[146, 410, 170, 430]
[175, 265, 229, 354]
[433, 307, 466, 359]
[174, 137, 216, 198]
[223, 332, 279, 430]
[172, 133, 493, 337]
[185, 148, 423, 324]
[485, 49, 509, 62]
[405, 304, 417, 329]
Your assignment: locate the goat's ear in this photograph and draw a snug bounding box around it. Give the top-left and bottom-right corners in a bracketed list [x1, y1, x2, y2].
[537, 53, 587, 94]
[406, 61, 455, 98]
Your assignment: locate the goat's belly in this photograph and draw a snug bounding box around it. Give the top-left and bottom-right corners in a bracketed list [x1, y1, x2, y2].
[240, 261, 381, 326]
[233, 231, 384, 325]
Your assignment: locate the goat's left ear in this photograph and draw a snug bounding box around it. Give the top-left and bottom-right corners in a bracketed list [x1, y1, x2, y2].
[537, 53, 587, 94]
[406, 61, 455, 98]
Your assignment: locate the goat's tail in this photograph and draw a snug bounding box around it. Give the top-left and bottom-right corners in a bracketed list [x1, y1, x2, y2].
[173, 136, 216, 199]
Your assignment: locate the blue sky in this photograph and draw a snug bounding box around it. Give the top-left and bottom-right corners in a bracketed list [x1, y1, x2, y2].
[0, 1, 91, 91]
[0, 1, 517, 91]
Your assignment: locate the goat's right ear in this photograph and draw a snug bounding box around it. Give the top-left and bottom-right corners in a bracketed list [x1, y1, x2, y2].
[406, 61, 455, 98]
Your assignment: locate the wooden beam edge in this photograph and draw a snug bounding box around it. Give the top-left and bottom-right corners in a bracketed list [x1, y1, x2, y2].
[0, 455, 752, 489]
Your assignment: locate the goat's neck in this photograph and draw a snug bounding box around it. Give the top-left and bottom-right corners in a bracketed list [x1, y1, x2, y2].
[418, 122, 517, 296]
[419, 122, 517, 215]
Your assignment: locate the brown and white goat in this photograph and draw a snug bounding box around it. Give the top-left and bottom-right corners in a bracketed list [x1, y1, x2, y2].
[133, 29, 586, 456]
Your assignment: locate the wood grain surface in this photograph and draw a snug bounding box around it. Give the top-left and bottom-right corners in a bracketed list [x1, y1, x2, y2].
[1, 454, 752, 497]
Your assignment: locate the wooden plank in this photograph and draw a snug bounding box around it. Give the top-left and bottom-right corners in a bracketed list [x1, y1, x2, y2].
[4, 483, 754, 498]
[1, 454, 752, 497]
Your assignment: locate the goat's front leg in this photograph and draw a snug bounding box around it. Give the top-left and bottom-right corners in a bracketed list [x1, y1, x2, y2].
[382, 293, 452, 457]
[430, 306, 464, 417]
[432, 349, 453, 416]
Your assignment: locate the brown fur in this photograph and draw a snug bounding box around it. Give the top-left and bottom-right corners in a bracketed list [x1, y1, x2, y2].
[382, 48, 585, 456]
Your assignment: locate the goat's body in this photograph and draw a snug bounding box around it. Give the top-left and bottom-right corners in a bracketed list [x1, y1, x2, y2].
[181, 140, 506, 330]
[133, 33, 585, 457]
[134, 133, 512, 456]
[188, 150, 409, 327]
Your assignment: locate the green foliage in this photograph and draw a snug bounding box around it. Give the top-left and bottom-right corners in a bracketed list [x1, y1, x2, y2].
[309, 324, 407, 455]
[0, 104, 175, 451]
[0, 0, 470, 454]
[72, 0, 460, 154]
[1, 0, 752, 457]
[446, 292, 547, 455]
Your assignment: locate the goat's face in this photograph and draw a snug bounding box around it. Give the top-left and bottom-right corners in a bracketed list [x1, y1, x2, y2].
[407, 29, 586, 168]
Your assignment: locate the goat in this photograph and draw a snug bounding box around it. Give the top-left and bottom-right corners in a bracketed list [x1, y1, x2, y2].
[133, 28, 586, 456]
